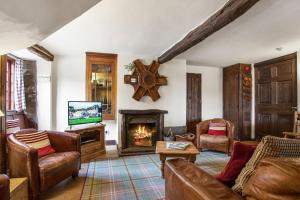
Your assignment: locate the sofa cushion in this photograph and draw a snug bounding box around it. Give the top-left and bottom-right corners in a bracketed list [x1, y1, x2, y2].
[232, 136, 300, 194]
[15, 131, 56, 158]
[243, 158, 300, 200]
[200, 134, 229, 144]
[39, 152, 80, 191]
[216, 141, 257, 187]
[6, 119, 21, 134]
[208, 122, 226, 136]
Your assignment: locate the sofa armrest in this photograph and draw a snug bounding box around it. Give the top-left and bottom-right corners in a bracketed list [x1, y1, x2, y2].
[47, 131, 80, 153]
[0, 174, 9, 200]
[7, 135, 39, 199]
[165, 159, 242, 200]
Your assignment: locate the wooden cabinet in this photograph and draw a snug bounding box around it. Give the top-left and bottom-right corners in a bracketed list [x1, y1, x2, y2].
[223, 64, 252, 140]
[65, 124, 105, 162]
[86, 52, 117, 120]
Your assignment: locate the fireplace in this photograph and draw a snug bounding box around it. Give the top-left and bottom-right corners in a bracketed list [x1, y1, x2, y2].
[119, 109, 168, 156]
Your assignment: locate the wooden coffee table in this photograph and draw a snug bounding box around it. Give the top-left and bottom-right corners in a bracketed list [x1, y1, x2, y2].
[155, 141, 199, 178]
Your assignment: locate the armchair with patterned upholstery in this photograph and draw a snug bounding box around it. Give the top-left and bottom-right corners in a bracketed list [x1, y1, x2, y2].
[7, 129, 81, 200]
[196, 118, 234, 155]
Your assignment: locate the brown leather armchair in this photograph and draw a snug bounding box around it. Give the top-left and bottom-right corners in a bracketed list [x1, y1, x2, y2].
[7, 129, 81, 200]
[196, 118, 234, 154]
[0, 174, 9, 200]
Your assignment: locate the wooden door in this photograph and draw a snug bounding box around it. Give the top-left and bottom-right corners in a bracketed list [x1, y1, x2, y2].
[223, 66, 240, 139]
[255, 53, 297, 139]
[186, 73, 201, 133]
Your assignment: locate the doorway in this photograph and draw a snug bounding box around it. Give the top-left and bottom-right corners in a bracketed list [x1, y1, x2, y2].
[255, 53, 297, 138]
[186, 73, 202, 133]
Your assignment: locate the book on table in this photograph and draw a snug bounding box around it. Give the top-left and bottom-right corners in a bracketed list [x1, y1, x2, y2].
[166, 142, 190, 150]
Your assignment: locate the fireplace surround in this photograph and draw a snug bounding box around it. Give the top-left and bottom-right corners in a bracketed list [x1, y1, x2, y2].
[119, 109, 168, 156]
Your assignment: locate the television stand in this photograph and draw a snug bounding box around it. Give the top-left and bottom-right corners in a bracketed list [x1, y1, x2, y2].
[65, 124, 105, 162]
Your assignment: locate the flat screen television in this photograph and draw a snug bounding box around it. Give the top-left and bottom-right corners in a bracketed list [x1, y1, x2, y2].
[68, 101, 102, 126]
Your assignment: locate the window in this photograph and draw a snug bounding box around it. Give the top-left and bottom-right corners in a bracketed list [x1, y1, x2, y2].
[6, 57, 15, 111]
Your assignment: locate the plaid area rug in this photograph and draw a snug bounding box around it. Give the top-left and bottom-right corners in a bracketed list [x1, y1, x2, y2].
[81, 151, 229, 200]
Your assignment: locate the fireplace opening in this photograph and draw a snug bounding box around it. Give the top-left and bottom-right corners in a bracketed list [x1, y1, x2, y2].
[119, 109, 168, 156]
[128, 123, 157, 147]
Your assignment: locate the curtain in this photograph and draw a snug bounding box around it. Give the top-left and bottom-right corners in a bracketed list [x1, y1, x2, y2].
[14, 58, 26, 111]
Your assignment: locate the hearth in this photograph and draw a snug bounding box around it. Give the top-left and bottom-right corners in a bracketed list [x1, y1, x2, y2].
[119, 109, 168, 156]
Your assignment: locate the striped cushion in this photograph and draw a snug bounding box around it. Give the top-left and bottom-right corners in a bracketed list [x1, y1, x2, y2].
[232, 136, 300, 194]
[208, 122, 226, 136]
[15, 131, 56, 158]
[6, 119, 20, 134]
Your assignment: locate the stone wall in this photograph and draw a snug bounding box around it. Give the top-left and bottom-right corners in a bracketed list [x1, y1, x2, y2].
[23, 60, 38, 127]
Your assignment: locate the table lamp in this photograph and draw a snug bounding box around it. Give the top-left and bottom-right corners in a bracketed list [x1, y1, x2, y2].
[0, 110, 4, 117]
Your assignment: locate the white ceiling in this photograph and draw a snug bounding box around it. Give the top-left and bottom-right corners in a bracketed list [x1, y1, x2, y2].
[39, 0, 300, 67]
[179, 0, 300, 66]
[0, 0, 101, 54]
[40, 0, 227, 57]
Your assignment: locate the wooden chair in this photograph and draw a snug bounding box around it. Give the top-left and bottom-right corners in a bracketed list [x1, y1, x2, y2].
[283, 111, 300, 139]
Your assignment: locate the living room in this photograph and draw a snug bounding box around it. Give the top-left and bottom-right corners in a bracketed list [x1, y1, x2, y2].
[1, 0, 300, 200]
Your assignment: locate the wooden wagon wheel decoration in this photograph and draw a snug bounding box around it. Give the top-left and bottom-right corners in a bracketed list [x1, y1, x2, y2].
[124, 59, 167, 101]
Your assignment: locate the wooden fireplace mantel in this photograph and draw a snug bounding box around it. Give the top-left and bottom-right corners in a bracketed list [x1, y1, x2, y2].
[119, 109, 168, 115]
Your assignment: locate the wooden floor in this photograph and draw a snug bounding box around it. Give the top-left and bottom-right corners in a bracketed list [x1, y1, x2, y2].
[41, 145, 119, 200]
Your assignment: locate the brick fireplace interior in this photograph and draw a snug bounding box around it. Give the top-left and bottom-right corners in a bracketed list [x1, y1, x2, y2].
[119, 109, 168, 156]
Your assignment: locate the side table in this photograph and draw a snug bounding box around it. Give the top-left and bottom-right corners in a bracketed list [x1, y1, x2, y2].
[10, 177, 28, 200]
[155, 141, 199, 178]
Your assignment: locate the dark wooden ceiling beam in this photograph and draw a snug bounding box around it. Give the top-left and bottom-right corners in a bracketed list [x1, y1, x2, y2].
[27, 44, 54, 61]
[158, 0, 260, 64]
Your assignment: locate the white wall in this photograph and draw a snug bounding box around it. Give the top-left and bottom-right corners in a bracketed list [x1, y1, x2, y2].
[297, 51, 300, 109]
[117, 55, 187, 144]
[51, 54, 187, 143]
[186, 65, 223, 120]
[117, 55, 186, 126]
[51, 55, 86, 131]
[36, 60, 52, 130]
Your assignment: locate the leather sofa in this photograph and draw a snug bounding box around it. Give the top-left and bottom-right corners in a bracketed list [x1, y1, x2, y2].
[196, 118, 234, 155]
[165, 158, 300, 200]
[7, 129, 81, 200]
[0, 174, 9, 200]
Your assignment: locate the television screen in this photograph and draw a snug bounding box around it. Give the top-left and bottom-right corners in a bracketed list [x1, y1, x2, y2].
[68, 101, 102, 125]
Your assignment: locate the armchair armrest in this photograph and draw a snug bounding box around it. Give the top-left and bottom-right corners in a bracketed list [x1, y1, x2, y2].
[47, 131, 80, 153]
[0, 174, 9, 200]
[165, 159, 242, 200]
[196, 120, 210, 148]
[7, 135, 39, 199]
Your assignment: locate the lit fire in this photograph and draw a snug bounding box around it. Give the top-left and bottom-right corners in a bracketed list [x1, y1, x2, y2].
[133, 125, 152, 146]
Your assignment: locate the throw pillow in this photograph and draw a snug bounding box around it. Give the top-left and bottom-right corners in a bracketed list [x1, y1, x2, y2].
[232, 136, 300, 194]
[216, 141, 257, 187]
[15, 131, 56, 158]
[6, 119, 21, 134]
[208, 122, 226, 136]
